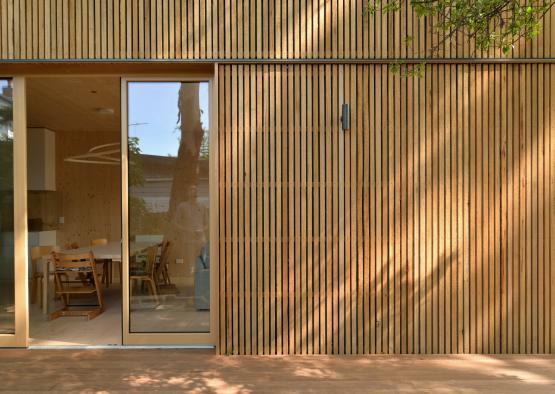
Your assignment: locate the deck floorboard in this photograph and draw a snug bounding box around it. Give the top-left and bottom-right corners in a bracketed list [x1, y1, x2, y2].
[0, 351, 554, 392]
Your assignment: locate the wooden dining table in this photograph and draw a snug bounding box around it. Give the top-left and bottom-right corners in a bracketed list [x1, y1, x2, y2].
[40, 241, 153, 314]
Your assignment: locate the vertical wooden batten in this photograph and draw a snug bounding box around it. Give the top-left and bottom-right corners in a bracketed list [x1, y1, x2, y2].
[217, 64, 555, 355]
[0, 1, 554, 60]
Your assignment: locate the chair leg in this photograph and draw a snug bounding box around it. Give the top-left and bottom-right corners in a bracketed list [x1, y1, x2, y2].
[54, 272, 64, 305]
[165, 265, 172, 285]
[36, 277, 42, 306]
[92, 266, 104, 309]
[30, 278, 37, 304]
[146, 279, 159, 305]
[102, 262, 108, 286]
[106, 263, 109, 285]
[152, 273, 159, 292]
[42, 274, 48, 313]
[108, 261, 112, 287]
[101, 262, 108, 285]
[54, 273, 68, 300]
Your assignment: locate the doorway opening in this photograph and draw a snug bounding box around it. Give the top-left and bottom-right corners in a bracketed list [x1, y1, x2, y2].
[24, 75, 213, 347]
[26, 76, 122, 346]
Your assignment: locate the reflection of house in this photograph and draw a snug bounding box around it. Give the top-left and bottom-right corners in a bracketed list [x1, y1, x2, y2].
[131, 154, 209, 213]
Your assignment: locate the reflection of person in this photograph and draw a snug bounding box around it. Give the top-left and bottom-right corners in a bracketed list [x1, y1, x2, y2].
[174, 186, 207, 241]
[167, 185, 208, 283]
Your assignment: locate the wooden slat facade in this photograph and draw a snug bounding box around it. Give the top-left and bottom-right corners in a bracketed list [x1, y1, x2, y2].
[0, 0, 554, 60]
[0, 1, 553, 355]
[218, 63, 555, 354]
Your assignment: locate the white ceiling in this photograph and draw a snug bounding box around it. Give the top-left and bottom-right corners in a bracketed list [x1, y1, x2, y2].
[27, 77, 120, 132]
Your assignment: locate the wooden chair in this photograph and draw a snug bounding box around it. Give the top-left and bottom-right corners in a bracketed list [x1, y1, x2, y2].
[156, 241, 172, 286]
[91, 238, 113, 286]
[50, 251, 104, 320]
[63, 242, 97, 286]
[30, 246, 55, 305]
[130, 245, 159, 305]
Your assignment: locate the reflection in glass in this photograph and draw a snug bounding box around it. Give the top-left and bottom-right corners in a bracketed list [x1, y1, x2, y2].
[0, 79, 15, 334]
[128, 81, 210, 333]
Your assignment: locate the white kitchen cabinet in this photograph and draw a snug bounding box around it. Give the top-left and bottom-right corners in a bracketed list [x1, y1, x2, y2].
[27, 127, 56, 191]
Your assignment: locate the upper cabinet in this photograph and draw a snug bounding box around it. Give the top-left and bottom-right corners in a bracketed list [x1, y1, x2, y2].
[27, 127, 56, 191]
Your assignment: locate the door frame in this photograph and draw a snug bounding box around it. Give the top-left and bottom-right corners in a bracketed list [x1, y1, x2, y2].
[0, 67, 218, 348]
[0, 76, 29, 347]
[120, 75, 218, 346]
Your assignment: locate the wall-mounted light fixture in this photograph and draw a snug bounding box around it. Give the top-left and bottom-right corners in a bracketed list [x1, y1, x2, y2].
[93, 107, 115, 115]
[341, 103, 349, 130]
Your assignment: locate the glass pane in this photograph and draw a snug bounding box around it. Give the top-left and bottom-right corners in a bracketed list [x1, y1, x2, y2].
[0, 79, 15, 334]
[128, 81, 210, 333]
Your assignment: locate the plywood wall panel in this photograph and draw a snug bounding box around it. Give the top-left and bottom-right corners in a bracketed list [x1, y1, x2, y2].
[217, 63, 555, 355]
[55, 130, 121, 248]
[0, 0, 554, 60]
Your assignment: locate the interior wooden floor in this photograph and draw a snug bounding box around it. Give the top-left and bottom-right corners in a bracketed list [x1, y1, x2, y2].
[29, 281, 210, 346]
[29, 286, 123, 346]
[0, 351, 553, 393]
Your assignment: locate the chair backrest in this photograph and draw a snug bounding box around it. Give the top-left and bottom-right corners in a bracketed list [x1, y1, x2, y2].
[159, 241, 170, 264]
[31, 245, 55, 262]
[65, 242, 80, 249]
[91, 238, 108, 246]
[30, 245, 56, 276]
[144, 245, 158, 276]
[52, 251, 96, 271]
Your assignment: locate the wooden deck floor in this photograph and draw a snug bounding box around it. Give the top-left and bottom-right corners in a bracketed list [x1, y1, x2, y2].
[0, 350, 554, 393]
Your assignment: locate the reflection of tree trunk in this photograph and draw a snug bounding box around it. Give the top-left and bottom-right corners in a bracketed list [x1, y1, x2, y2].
[168, 83, 203, 218]
[164, 84, 204, 282]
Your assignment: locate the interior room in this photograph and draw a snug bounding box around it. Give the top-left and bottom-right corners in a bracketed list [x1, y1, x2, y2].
[26, 76, 122, 346]
[25, 76, 211, 346]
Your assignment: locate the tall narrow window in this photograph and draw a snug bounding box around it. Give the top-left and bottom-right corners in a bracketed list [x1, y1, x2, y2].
[0, 79, 15, 334]
[127, 81, 210, 333]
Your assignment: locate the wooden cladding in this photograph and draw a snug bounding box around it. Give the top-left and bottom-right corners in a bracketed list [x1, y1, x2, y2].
[217, 64, 555, 355]
[2, 0, 553, 356]
[0, 0, 554, 60]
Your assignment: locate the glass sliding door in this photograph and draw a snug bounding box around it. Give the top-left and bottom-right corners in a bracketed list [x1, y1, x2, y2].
[122, 78, 214, 345]
[0, 77, 28, 347]
[0, 79, 15, 335]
